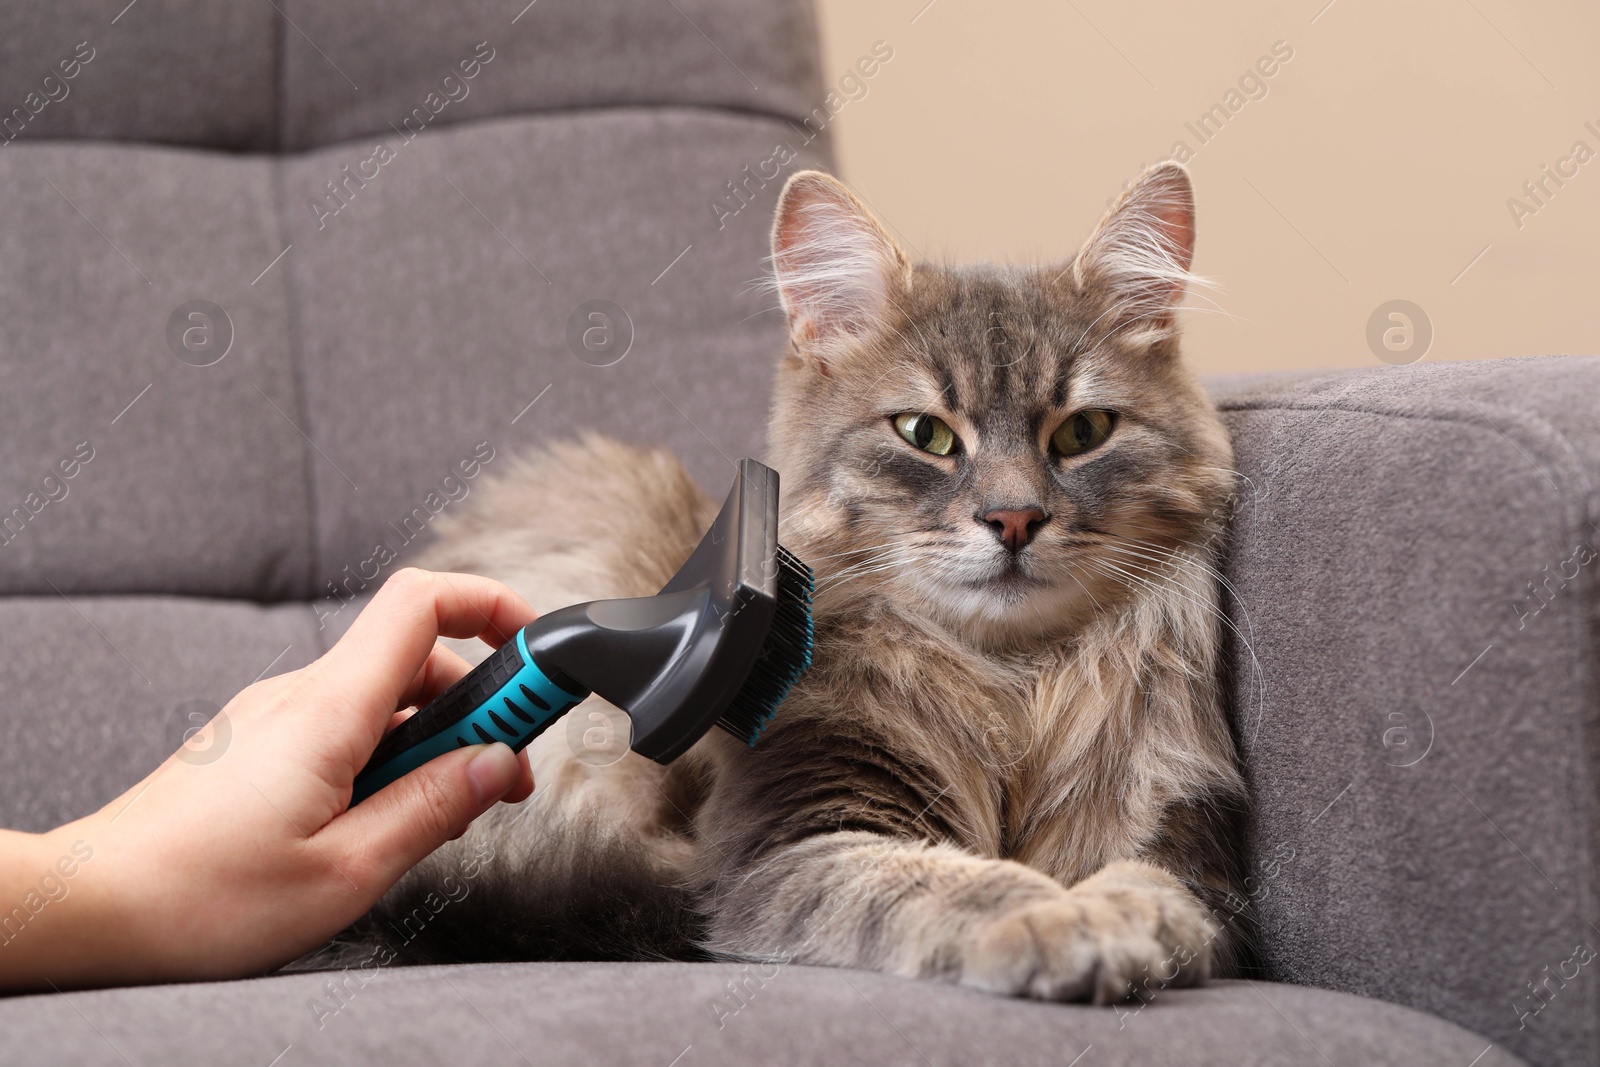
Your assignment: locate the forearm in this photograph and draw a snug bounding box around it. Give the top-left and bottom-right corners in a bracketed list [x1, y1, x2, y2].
[2, 569, 537, 994]
[0, 819, 116, 993]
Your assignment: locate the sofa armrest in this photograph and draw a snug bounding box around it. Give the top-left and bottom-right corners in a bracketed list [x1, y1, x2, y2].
[1213, 355, 1600, 1067]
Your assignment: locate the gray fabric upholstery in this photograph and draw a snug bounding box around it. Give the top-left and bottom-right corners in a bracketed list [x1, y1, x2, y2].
[0, 966, 1529, 1067]
[1214, 356, 1600, 1067]
[0, 1, 822, 151]
[0, 21, 825, 601]
[282, 109, 826, 594]
[0, 0, 1594, 1064]
[0, 597, 322, 835]
[0, 143, 307, 599]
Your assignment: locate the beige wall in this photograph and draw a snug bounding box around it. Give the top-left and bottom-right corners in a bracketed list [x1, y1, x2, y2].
[814, 0, 1600, 376]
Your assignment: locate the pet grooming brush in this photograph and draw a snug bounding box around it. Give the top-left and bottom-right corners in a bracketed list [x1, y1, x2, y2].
[349, 458, 813, 806]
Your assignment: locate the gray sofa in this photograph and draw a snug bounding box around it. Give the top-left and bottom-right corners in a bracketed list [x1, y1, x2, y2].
[0, 2, 1594, 1064]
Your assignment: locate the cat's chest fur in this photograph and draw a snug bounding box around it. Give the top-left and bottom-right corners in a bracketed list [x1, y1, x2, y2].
[755, 598, 1180, 889]
[919, 647, 1165, 886]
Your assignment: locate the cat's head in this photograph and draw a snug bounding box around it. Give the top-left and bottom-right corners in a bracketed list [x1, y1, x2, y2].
[766, 164, 1234, 649]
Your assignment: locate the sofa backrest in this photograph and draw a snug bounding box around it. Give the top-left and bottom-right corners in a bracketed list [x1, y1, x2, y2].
[0, 0, 830, 602]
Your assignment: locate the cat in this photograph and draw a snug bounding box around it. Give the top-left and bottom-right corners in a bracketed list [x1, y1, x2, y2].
[313, 162, 1250, 1004]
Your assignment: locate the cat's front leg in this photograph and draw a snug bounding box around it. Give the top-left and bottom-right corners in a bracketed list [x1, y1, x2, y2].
[707, 832, 1215, 1003]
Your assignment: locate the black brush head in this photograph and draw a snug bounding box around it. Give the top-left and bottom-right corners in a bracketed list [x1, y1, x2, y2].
[714, 543, 813, 746]
[523, 459, 814, 763]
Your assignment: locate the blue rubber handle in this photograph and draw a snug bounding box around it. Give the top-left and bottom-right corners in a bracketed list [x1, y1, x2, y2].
[350, 626, 589, 806]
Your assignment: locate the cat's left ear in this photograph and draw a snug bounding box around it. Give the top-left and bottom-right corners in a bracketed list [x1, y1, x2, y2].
[1068, 162, 1196, 327]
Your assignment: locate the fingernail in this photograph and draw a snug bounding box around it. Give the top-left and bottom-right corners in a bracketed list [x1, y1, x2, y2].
[466, 742, 519, 805]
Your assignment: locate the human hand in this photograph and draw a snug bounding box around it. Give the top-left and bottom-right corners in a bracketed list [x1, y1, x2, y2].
[0, 568, 537, 991]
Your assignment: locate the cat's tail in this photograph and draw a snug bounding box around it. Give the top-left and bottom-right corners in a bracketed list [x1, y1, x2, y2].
[299, 801, 709, 968]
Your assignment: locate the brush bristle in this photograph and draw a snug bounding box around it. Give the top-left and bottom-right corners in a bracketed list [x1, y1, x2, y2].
[716, 544, 814, 746]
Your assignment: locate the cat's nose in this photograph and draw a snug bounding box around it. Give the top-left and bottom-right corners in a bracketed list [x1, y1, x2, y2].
[979, 507, 1049, 552]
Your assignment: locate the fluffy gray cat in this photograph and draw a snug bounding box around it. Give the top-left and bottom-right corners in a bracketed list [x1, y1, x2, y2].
[312, 163, 1249, 1005]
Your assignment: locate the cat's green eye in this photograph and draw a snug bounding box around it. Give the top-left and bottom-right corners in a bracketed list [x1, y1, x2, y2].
[892, 413, 957, 456]
[1051, 409, 1115, 457]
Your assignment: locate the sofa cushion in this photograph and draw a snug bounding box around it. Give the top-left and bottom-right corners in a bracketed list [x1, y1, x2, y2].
[0, 965, 1523, 1067]
[0, 596, 321, 834]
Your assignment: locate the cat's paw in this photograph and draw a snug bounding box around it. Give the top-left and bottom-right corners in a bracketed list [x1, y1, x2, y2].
[955, 861, 1215, 1003]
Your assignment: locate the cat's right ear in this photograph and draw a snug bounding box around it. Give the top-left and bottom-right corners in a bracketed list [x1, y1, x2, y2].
[770, 171, 910, 360]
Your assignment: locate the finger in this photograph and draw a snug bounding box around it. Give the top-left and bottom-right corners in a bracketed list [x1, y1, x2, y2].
[321, 742, 523, 883]
[314, 569, 536, 734]
[374, 645, 507, 764]
[397, 642, 475, 710]
[374, 710, 532, 805]
[504, 748, 535, 804]
[455, 749, 535, 835]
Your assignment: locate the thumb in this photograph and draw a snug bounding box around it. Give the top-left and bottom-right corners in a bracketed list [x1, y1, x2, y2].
[322, 743, 522, 886]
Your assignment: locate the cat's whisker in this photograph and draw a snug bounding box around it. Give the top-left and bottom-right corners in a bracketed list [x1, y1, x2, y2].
[812, 541, 903, 566]
[813, 548, 907, 592]
[1081, 558, 1219, 648]
[1093, 547, 1239, 628]
[1083, 548, 1233, 629]
[1100, 537, 1254, 620]
[802, 541, 906, 564]
[817, 559, 898, 586]
[1106, 536, 1266, 674]
[818, 558, 904, 588]
[816, 567, 894, 593]
[1084, 543, 1268, 728]
[1097, 533, 1265, 650]
[1059, 560, 1107, 614]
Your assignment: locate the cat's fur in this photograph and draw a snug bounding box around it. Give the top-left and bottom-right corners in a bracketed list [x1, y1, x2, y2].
[318, 164, 1250, 1003]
